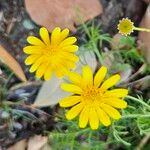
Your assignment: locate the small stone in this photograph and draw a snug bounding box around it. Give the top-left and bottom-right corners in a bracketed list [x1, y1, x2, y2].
[0, 68, 2, 75]
[13, 122, 23, 130]
[9, 131, 16, 139]
[22, 19, 35, 30]
[1, 111, 10, 119]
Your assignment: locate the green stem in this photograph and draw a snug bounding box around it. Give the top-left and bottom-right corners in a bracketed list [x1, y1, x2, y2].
[122, 114, 150, 119]
[88, 130, 93, 144]
[3, 72, 14, 89]
[94, 49, 103, 65]
[126, 95, 150, 110]
[134, 27, 150, 32]
[50, 128, 90, 137]
[80, 21, 103, 65]
[93, 44, 103, 65]
[70, 134, 75, 150]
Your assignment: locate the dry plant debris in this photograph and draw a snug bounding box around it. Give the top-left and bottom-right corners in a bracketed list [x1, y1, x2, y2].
[7, 135, 50, 150]
[138, 5, 150, 64]
[25, 0, 103, 31]
[0, 45, 27, 82]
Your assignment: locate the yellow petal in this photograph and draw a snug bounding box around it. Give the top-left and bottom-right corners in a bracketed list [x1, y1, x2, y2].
[96, 107, 111, 126]
[51, 27, 61, 45]
[82, 65, 93, 87]
[94, 66, 107, 87]
[54, 64, 65, 78]
[59, 64, 69, 75]
[89, 108, 99, 130]
[68, 72, 82, 86]
[59, 37, 77, 47]
[104, 89, 128, 98]
[25, 55, 40, 65]
[104, 98, 127, 109]
[39, 27, 50, 45]
[62, 45, 78, 52]
[61, 83, 82, 94]
[36, 63, 48, 78]
[23, 46, 43, 54]
[79, 107, 89, 128]
[55, 70, 64, 78]
[54, 64, 69, 78]
[27, 36, 45, 46]
[59, 96, 81, 107]
[62, 60, 76, 69]
[60, 28, 69, 42]
[100, 74, 121, 91]
[44, 68, 52, 80]
[60, 52, 79, 62]
[101, 103, 121, 120]
[29, 57, 45, 73]
[66, 103, 84, 120]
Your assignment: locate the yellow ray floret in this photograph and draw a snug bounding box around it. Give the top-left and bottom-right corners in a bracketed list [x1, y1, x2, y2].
[59, 65, 128, 130]
[23, 27, 79, 80]
[118, 18, 150, 36]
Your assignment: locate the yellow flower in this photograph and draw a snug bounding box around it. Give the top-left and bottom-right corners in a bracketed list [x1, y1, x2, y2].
[117, 18, 134, 36]
[59, 66, 128, 130]
[118, 18, 150, 36]
[23, 27, 79, 80]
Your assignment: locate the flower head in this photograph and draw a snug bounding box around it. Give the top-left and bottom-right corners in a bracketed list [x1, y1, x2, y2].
[117, 18, 134, 36]
[23, 27, 79, 80]
[59, 66, 128, 130]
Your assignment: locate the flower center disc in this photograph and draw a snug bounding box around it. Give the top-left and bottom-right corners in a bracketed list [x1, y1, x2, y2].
[82, 86, 102, 102]
[44, 45, 58, 57]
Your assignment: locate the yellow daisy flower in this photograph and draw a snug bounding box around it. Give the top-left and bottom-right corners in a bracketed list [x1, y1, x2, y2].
[118, 18, 150, 36]
[59, 66, 128, 130]
[23, 27, 79, 80]
[117, 18, 134, 36]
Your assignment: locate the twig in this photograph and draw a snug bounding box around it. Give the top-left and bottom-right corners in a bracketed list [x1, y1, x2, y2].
[121, 75, 150, 88]
[127, 64, 146, 82]
[136, 133, 150, 150]
[2, 101, 51, 117]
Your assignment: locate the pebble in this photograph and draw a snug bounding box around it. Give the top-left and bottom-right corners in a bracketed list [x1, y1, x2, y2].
[13, 122, 23, 130]
[1, 111, 10, 119]
[22, 19, 35, 30]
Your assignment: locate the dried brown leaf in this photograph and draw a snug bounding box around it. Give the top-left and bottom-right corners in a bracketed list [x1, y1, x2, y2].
[7, 140, 27, 150]
[7, 135, 50, 150]
[0, 45, 27, 82]
[25, 0, 103, 32]
[111, 34, 127, 49]
[28, 135, 51, 150]
[138, 5, 150, 64]
[143, 0, 150, 4]
[33, 76, 70, 107]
